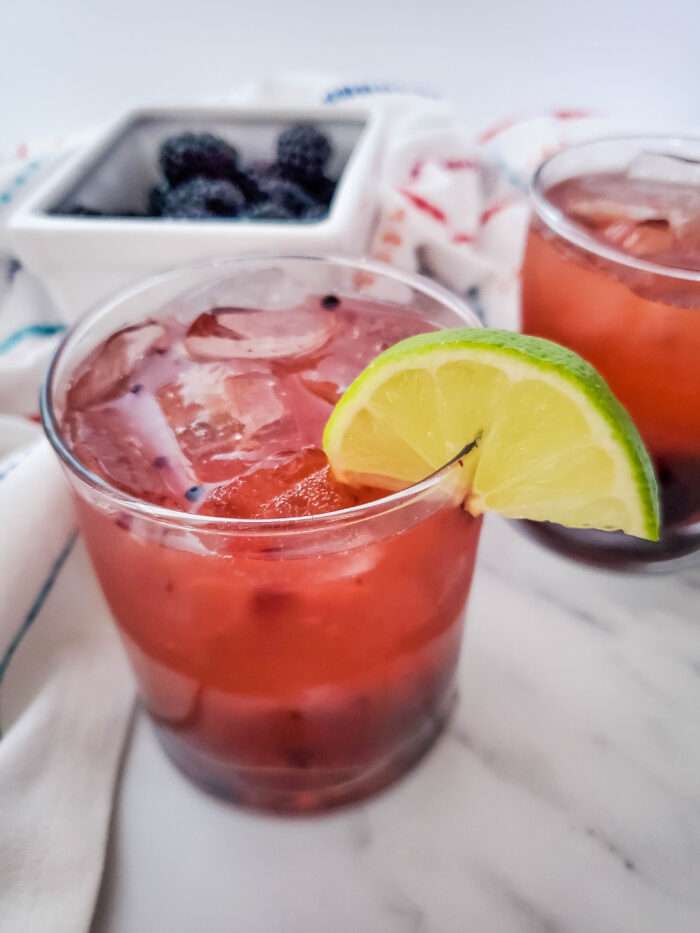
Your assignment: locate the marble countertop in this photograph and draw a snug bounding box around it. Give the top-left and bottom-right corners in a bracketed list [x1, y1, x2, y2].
[91, 516, 700, 933]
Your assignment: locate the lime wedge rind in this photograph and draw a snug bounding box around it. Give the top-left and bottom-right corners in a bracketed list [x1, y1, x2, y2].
[323, 329, 660, 542]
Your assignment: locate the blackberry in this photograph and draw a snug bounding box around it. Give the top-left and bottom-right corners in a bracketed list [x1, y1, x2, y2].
[246, 201, 295, 221]
[277, 124, 332, 183]
[160, 177, 246, 219]
[257, 176, 316, 217]
[231, 167, 265, 205]
[159, 132, 239, 186]
[301, 203, 327, 222]
[304, 174, 336, 206]
[148, 182, 170, 216]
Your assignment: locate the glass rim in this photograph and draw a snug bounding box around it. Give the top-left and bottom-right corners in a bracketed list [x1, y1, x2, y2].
[41, 253, 481, 534]
[531, 133, 700, 283]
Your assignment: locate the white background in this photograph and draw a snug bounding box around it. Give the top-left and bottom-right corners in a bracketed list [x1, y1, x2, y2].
[2, 0, 698, 149]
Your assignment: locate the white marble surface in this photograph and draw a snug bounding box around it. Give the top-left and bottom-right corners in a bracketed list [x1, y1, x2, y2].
[92, 517, 700, 933]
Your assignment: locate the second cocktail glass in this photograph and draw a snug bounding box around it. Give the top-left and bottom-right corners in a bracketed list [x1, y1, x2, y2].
[521, 136, 700, 570]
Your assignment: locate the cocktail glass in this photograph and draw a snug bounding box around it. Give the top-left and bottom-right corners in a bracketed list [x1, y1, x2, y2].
[521, 136, 700, 570]
[41, 256, 482, 812]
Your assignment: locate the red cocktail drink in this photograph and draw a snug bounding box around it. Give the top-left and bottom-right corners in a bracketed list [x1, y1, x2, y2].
[43, 258, 481, 811]
[521, 138, 700, 568]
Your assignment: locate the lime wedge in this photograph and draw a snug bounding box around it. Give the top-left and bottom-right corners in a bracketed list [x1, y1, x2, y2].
[322, 329, 659, 540]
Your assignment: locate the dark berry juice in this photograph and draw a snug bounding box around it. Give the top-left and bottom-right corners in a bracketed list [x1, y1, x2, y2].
[522, 155, 700, 568]
[60, 291, 480, 810]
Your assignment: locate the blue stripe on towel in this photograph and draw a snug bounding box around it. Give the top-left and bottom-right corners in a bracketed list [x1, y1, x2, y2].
[0, 322, 66, 355]
[0, 530, 78, 688]
[323, 82, 439, 104]
[0, 159, 42, 207]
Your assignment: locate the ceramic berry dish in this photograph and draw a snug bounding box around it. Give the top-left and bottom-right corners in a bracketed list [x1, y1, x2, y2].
[6, 105, 385, 316]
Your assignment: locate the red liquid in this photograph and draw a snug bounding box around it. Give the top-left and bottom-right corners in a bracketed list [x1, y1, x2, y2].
[63, 296, 480, 809]
[522, 172, 700, 566]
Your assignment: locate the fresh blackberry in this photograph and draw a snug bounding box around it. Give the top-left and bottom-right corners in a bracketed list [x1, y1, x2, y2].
[305, 174, 337, 206]
[302, 203, 327, 222]
[149, 182, 170, 216]
[159, 132, 239, 186]
[160, 177, 246, 219]
[257, 176, 316, 217]
[231, 167, 265, 204]
[277, 125, 332, 183]
[246, 201, 295, 221]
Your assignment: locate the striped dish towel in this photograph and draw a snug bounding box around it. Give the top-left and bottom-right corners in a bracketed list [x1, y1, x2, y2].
[364, 108, 659, 330]
[0, 133, 134, 931]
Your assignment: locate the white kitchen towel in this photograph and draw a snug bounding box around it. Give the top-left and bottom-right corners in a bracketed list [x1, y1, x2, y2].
[0, 80, 627, 933]
[0, 444, 133, 933]
[0, 138, 137, 933]
[364, 107, 669, 331]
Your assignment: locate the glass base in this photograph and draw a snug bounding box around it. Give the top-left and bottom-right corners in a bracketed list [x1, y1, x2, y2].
[521, 520, 700, 573]
[152, 690, 456, 814]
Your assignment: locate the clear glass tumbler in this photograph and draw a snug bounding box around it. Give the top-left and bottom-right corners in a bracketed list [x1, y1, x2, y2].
[42, 256, 482, 812]
[521, 136, 700, 571]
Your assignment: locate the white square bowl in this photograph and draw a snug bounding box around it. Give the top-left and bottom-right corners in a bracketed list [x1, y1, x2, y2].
[6, 104, 386, 318]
